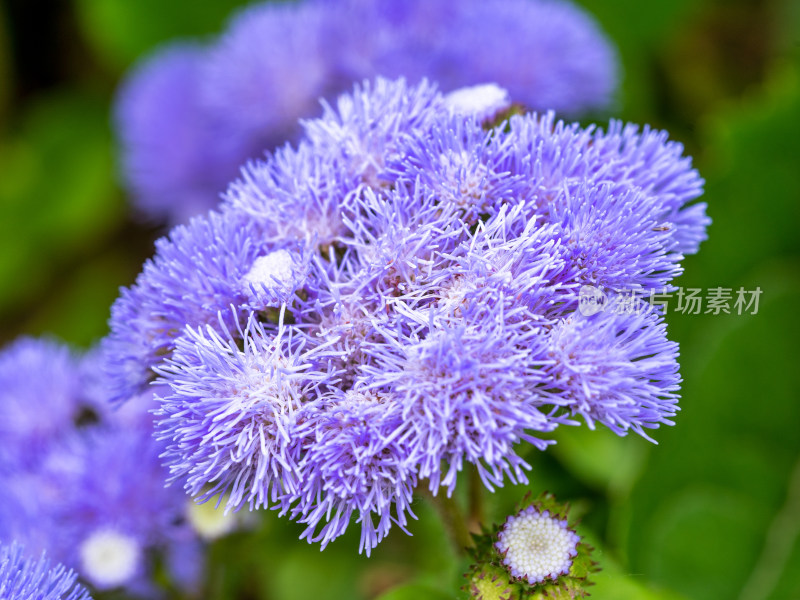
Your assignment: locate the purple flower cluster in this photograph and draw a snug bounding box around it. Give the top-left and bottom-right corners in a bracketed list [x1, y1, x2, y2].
[0, 542, 91, 600]
[0, 338, 197, 594]
[115, 0, 617, 223]
[104, 78, 709, 554]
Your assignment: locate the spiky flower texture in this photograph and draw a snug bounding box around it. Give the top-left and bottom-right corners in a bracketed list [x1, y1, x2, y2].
[0, 543, 91, 600]
[104, 78, 709, 554]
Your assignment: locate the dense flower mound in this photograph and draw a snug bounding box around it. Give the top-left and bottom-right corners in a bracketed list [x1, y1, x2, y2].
[115, 0, 617, 222]
[104, 78, 708, 554]
[0, 542, 91, 600]
[0, 339, 196, 593]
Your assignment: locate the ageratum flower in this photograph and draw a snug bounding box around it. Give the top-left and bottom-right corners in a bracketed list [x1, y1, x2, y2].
[102, 210, 287, 405]
[0, 543, 91, 600]
[465, 493, 596, 598]
[114, 0, 617, 222]
[332, 0, 616, 113]
[2, 408, 191, 592]
[113, 43, 243, 224]
[108, 78, 708, 553]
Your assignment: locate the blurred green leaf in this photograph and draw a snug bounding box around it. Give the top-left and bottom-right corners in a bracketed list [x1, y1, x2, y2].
[627, 266, 800, 599]
[621, 56, 800, 599]
[74, 0, 256, 71]
[0, 91, 123, 329]
[575, 0, 701, 120]
[591, 549, 688, 600]
[550, 426, 649, 497]
[376, 584, 454, 600]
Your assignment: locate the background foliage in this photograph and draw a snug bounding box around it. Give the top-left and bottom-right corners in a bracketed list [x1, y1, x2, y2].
[1, 0, 798, 598]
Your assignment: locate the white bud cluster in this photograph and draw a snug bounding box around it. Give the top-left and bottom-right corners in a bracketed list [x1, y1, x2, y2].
[495, 507, 579, 585]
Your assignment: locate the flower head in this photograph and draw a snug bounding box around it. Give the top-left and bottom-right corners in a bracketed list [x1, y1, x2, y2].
[104, 78, 707, 554]
[113, 43, 244, 224]
[291, 390, 417, 555]
[102, 209, 280, 404]
[0, 339, 194, 593]
[155, 314, 327, 511]
[0, 338, 91, 469]
[78, 530, 141, 591]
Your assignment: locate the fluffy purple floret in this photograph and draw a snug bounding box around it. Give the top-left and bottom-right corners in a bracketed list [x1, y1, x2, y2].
[291, 390, 417, 555]
[102, 209, 297, 404]
[0, 542, 91, 600]
[155, 313, 329, 511]
[543, 300, 681, 440]
[0, 340, 195, 592]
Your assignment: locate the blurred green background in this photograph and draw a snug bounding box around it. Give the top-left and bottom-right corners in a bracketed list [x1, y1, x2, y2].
[1, 0, 799, 598]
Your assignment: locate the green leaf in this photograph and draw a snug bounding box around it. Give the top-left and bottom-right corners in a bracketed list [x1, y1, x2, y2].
[376, 583, 454, 600]
[73, 0, 259, 71]
[550, 425, 649, 496]
[0, 92, 124, 330]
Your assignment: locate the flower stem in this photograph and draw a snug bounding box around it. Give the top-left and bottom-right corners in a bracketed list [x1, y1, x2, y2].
[468, 464, 485, 534]
[420, 483, 473, 555]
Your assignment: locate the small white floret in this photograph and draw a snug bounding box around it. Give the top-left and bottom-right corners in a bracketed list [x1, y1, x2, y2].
[79, 529, 141, 589]
[243, 249, 297, 290]
[445, 83, 511, 121]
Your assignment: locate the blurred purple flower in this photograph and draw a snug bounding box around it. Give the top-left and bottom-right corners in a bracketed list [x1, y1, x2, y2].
[0, 340, 197, 593]
[0, 337, 94, 469]
[114, 0, 618, 223]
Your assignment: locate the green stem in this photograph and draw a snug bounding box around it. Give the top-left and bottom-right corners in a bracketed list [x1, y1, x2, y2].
[420, 483, 473, 555]
[467, 464, 486, 534]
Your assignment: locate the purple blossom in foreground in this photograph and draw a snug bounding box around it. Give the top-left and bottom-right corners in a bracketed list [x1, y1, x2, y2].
[155, 313, 335, 511]
[114, 0, 617, 222]
[543, 299, 681, 440]
[105, 78, 708, 553]
[292, 390, 417, 554]
[101, 210, 279, 404]
[0, 542, 91, 600]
